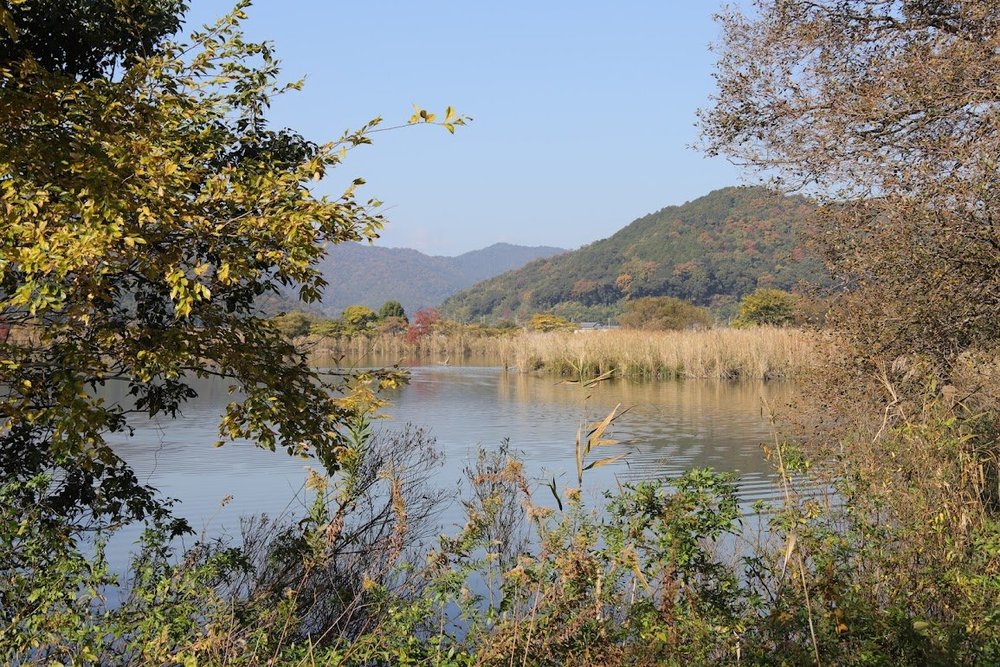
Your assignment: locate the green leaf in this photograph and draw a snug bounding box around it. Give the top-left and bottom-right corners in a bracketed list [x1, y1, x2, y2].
[545, 476, 563, 512]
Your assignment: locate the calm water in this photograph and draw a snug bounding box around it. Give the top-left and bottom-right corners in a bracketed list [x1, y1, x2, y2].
[104, 366, 793, 563]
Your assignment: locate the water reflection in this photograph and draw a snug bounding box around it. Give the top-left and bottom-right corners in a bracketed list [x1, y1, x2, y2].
[379, 367, 792, 507]
[104, 367, 794, 568]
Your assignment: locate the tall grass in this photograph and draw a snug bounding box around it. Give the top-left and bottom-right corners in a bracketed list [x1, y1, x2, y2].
[297, 329, 509, 367]
[301, 327, 817, 380]
[504, 328, 816, 380]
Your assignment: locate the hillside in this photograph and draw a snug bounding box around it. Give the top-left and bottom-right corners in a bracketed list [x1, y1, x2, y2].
[441, 187, 825, 322]
[303, 242, 565, 316]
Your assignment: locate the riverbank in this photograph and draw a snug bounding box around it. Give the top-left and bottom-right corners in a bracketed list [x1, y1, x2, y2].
[297, 327, 818, 380]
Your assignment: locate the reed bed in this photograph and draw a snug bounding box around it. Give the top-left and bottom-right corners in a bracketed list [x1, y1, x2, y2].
[502, 327, 816, 380]
[300, 327, 818, 380]
[297, 330, 515, 367]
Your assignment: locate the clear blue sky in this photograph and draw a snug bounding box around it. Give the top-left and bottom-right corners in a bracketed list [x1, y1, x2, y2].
[183, 2, 744, 255]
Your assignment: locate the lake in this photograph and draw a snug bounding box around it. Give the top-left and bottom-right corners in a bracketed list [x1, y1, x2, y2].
[105, 366, 793, 565]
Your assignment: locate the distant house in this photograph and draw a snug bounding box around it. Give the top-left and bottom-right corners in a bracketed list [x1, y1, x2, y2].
[574, 321, 620, 333]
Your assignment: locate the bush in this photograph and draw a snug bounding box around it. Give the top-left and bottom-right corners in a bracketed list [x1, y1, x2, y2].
[618, 296, 711, 330]
[10, 392, 1000, 664]
[732, 288, 797, 327]
[529, 313, 574, 332]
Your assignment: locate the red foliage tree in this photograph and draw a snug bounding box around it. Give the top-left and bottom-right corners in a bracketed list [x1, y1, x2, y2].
[405, 307, 440, 344]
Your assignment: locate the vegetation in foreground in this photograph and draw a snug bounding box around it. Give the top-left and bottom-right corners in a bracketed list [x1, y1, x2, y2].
[7, 373, 1000, 665]
[4, 0, 1000, 665]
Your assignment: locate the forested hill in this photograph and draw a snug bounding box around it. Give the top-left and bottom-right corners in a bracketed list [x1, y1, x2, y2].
[305, 242, 565, 316]
[441, 187, 825, 322]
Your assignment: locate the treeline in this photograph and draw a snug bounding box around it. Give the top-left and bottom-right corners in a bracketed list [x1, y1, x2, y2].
[281, 287, 809, 341]
[280, 291, 816, 381]
[272, 301, 519, 346]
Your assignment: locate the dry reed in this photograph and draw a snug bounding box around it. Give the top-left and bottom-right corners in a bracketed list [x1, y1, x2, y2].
[299, 327, 817, 380]
[503, 328, 817, 380]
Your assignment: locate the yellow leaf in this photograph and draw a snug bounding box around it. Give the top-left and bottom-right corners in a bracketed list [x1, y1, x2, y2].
[586, 403, 621, 455]
[409, 103, 424, 124]
[781, 531, 797, 577]
[582, 453, 628, 471]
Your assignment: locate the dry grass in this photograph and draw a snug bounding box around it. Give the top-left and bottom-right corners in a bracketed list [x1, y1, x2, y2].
[300, 327, 818, 380]
[296, 330, 508, 367]
[503, 328, 817, 380]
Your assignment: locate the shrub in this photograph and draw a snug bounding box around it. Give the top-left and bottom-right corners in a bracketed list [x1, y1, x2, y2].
[618, 296, 711, 330]
[529, 312, 574, 332]
[732, 288, 797, 327]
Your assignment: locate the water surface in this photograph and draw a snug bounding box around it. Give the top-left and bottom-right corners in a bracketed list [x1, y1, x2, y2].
[107, 366, 793, 549]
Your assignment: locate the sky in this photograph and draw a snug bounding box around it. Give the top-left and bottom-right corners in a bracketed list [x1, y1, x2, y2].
[182, 2, 745, 255]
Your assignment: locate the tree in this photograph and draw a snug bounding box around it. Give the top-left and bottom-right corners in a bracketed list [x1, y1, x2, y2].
[0, 1, 457, 534]
[529, 313, 573, 332]
[731, 288, 797, 328]
[378, 316, 409, 335]
[0, 0, 186, 80]
[701, 7, 1000, 661]
[271, 311, 316, 338]
[405, 307, 440, 343]
[378, 299, 407, 322]
[618, 296, 711, 331]
[341, 304, 378, 333]
[700, 0, 1000, 368]
[311, 316, 344, 338]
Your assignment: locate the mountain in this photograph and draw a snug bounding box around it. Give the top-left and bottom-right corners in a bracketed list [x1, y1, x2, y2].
[441, 187, 825, 322]
[301, 242, 565, 316]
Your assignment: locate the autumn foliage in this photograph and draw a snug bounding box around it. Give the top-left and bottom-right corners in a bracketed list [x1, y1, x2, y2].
[405, 307, 441, 343]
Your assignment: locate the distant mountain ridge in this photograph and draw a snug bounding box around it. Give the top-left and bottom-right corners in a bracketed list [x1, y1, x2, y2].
[301, 242, 565, 316]
[441, 187, 826, 322]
